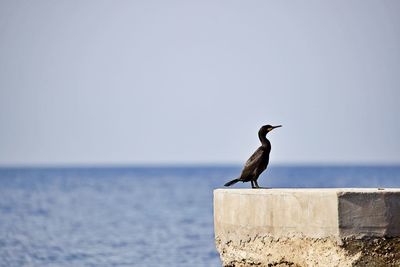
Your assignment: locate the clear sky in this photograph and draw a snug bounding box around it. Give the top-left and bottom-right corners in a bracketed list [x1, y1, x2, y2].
[0, 1, 399, 166]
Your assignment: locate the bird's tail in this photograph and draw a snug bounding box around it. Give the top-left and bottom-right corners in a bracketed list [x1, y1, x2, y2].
[224, 178, 241, 187]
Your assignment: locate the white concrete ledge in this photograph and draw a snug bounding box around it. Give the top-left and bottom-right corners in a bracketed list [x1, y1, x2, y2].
[214, 188, 400, 266]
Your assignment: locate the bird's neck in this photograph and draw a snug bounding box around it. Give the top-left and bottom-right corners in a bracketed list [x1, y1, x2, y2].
[258, 132, 270, 148]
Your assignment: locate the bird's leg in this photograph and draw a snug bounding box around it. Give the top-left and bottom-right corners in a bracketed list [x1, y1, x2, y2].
[251, 181, 256, 188]
[254, 180, 261, 188]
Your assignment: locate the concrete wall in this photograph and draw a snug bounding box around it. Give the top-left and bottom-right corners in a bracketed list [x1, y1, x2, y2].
[214, 189, 400, 267]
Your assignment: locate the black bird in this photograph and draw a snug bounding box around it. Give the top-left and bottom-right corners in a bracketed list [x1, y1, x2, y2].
[224, 125, 282, 188]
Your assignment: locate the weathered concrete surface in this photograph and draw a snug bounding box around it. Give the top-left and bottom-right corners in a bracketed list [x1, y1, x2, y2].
[214, 189, 400, 266]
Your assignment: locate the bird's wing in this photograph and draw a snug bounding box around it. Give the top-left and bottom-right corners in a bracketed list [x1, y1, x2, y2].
[239, 147, 264, 180]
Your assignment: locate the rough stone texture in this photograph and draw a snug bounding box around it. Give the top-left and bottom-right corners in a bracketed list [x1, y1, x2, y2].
[214, 189, 400, 267]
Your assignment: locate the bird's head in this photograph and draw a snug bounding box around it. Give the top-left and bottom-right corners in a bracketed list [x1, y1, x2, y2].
[259, 124, 282, 136]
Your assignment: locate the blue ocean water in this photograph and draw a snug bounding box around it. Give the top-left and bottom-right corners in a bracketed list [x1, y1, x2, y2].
[0, 165, 399, 267]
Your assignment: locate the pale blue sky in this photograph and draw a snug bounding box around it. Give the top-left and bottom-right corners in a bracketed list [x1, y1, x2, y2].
[0, 1, 399, 166]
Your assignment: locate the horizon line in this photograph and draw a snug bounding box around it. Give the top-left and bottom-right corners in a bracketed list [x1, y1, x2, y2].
[0, 161, 399, 169]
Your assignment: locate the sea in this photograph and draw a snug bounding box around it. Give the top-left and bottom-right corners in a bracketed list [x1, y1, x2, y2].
[0, 165, 399, 267]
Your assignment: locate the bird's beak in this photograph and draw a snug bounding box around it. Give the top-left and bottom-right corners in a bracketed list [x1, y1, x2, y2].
[272, 125, 282, 130]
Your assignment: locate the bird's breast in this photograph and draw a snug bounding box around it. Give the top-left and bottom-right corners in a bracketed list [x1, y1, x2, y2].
[260, 145, 271, 153]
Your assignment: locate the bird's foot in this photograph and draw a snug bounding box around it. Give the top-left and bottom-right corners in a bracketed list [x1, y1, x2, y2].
[253, 181, 267, 189]
[251, 185, 270, 189]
